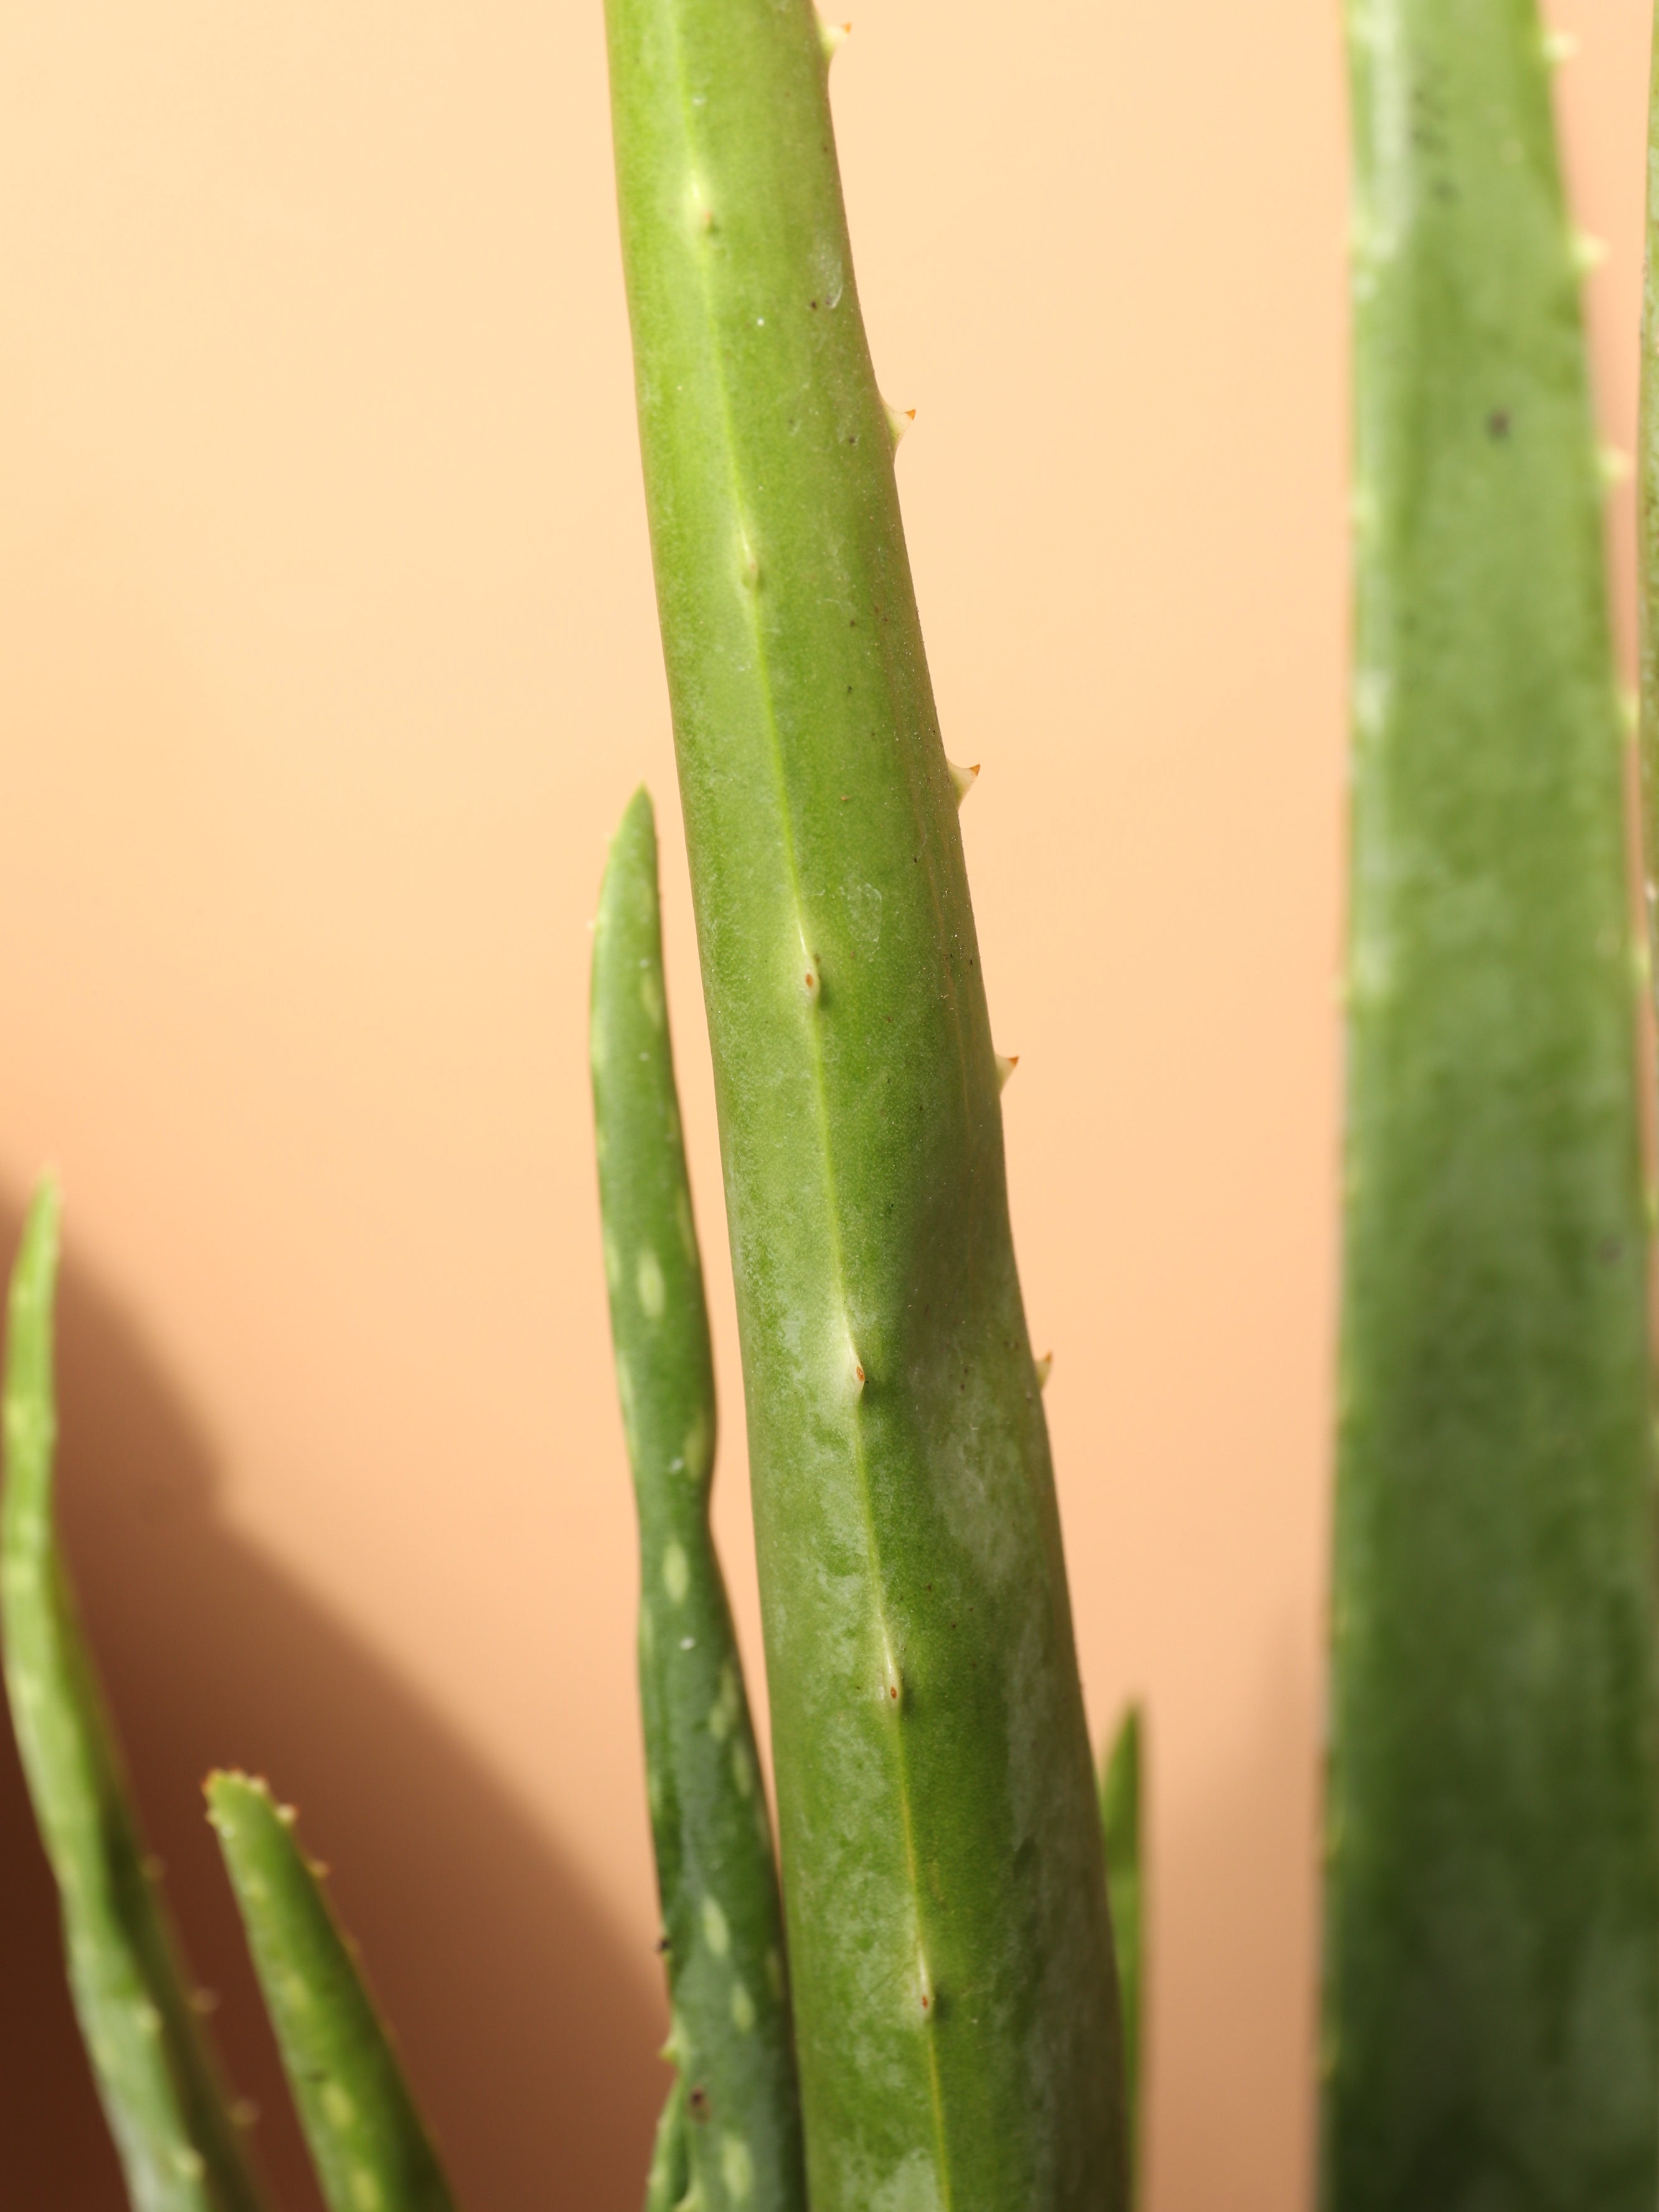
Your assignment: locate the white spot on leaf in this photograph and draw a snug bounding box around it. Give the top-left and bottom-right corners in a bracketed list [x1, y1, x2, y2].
[721, 2134, 754, 2201]
[322, 2081, 356, 2128]
[682, 1409, 711, 1482]
[709, 1662, 739, 1742]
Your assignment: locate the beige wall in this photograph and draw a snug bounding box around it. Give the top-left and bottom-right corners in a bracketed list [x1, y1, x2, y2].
[0, 1, 1644, 2204]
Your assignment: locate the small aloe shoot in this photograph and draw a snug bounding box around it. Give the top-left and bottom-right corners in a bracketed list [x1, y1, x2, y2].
[1325, 0, 1659, 2204]
[1, 1181, 270, 2212]
[1098, 1709, 1143, 2208]
[205, 1771, 455, 2212]
[592, 787, 806, 2212]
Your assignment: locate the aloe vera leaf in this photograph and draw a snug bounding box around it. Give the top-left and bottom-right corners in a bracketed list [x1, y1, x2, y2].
[592, 787, 806, 2212]
[1323, 4, 1659, 2206]
[1098, 1709, 1142, 2208]
[1, 1181, 270, 2212]
[602, 1, 1123, 2204]
[204, 1769, 455, 2212]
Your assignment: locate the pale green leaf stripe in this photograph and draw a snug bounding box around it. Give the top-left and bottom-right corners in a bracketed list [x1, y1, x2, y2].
[206, 1769, 455, 2212]
[1, 1179, 270, 2212]
[593, 787, 806, 2212]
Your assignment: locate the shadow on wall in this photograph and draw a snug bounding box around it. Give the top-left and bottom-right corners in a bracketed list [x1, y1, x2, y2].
[0, 1185, 664, 2211]
[1148, 1634, 1321, 2212]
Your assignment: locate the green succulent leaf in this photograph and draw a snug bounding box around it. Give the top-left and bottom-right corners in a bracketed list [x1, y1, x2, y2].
[593, 787, 807, 2212]
[1, 1180, 270, 2212]
[205, 1769, 455, 2212]
[602, 0, 1123, 2201]
[1324, 2, 1659, 2206]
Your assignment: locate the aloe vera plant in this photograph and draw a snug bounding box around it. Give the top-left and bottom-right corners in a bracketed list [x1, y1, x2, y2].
[1323, 3, 1659, 2208]
[14, 1, 1659, 2208]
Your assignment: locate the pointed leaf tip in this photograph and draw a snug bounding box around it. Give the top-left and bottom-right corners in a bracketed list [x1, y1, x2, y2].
[1034, 1351, 1053, 1390]
[884, 400, 915, 451]
[948, 758, 980, 805]
[820, 17, 851, 61]
[209, 1775, 455, 2210]
[995, 1053, 1019, 1092]
[12, 1177, 63, 1316]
